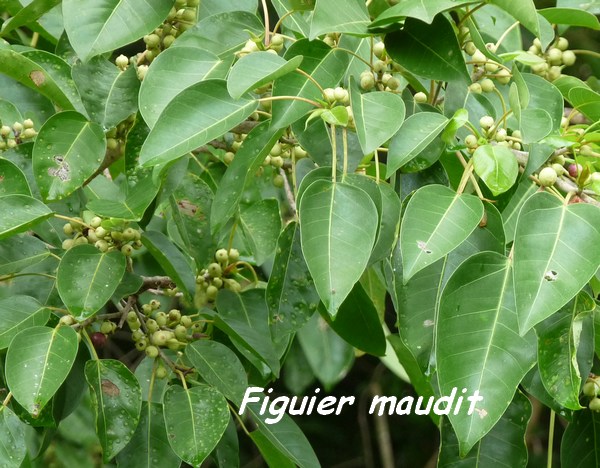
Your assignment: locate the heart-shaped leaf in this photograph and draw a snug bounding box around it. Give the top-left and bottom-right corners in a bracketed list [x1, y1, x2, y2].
[513, 192, 600, 334]
[57, 244, 126, 320]
[299, 180, 378, 316]
[400, 184, 483, 282]
[472, 144, 519, 195]
[6, 326, 78, 417]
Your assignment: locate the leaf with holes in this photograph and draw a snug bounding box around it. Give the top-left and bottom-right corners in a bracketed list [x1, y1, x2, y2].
[33, 111, 106, 201]
[514, 192, 600, 334]
[162, 384, 229, 467]
[400, 184, 483, 283]
[56, 244, 126, 320]
[6, 326, 78, 417]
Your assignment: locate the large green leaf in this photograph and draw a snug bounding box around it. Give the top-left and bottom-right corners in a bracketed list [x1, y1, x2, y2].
[561, 409, 600, 468]
[370, 0, 475, 28]
[500, 179, 538, 244]
[513, 192, 600, 334]
[472, 144, 519, 196]
[199, 0, 257, 16]
[239, 199, 281, 265]
[62, 0, 174, 62]
[568, 87, 600, 123]
[0, 406, 27, 468]
[299, 180, 378, 316]
[309, 0, 370, 39]
[436, 252, 536, 456]
[385, 15, 470, 84]
[490, 0, 541, 37]
[56, 244, 126, 320]
[141, 230, 196, 299]
[85, 359, 142, 462]
[139, 47, 229, 129]
[536, 292, 595, 410]
[0, 158, 31, 196]
[211, 121, 284, 234]
[271, 39, 349, 129]
[0, 0, 61, 36]
[0, 194, 53, 239]
[162, 384, 229, 467]
[539, 7, 600, 29]
[387, 112, 449, 175]
[72, 57, 140, 129]
[369, 182, 401, 264]
[349, 76, 405, 155]
[438, 390, 531, 467]
[174, 11, 263, 59]
[185, 340, 248, 405]
[6, 326, 78, 417]
[0, 235, 49, 276]
[139, 80, 257, 167]
[228, 52, 303, 99]
[33, 111, 106, 201]
[399, 184, 483, 282]
[266, 222, 320, 341]
[0, 48, 80, 112]
[117, 402, 180, 468]
[0, 296, 50, 349]
[272, 0, 312, 36]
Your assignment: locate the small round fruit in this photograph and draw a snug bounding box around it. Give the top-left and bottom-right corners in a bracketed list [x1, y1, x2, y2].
[538, 167, 558, 186]
[271, 156, 284, 168]
[212, 277, 223, 288]
[90, 216, 102, 228]
[556, 37, 569, 51]
[562, 50, 576, 67]
[150, 299, 160, 309]
[472, 49, 487, 64]
[132, 329, 144, 342]
[168, 309, 181, 322]
[273, 174, 285, 188]
[551, 163, 565, 176]
[0, 125, 11, 137]
[583, 380, 598, 397]
[122, 227, 137, 241]
[174, 325, 188, 341]
[142, 303, 153, 315]
[464, 41, 477, 56]
[59, 315, 76, 326]
[590, 397, 600, 412]
[155, 312, 168, 327]
[95, 226, 108, 238]
[373, 60, 387, 73]
[21, 128, 37, 139]
[146, 319, 159, 333]
[373, 41, 385, 59]
[207, 262, 222, 277]
[323, 88, 336, 103]
[548, 66, 562, 81]
[156, 366, 168, 379]
[23, 119, 34, 129]
[414, 92, 427, 103]
[135, 339, 147, 351]
[547, 47, 563, 65]
[115, 54, 129, 69]
[90, 332, 107, 349]
[465, 134, 478, 149]
[479, 115, 495, 129]
[215, 248, 229, 263]
[63, 223, 74, 235]
[100, 321, 113, 335]
[568, 163, 581, 178]
[495, 69, 511, 85]
[360, 73, 375, 90]
[386, 77, 400, 90]
[152, 330, 172, 346]
[333, 87, 349, 104]
[121, 244, 134, 256]
[206, 285, 219, 301]
[480, 78, 495, 93]
[167, 339, 182, 351]
[180, 316, 192, 328]
[224, 151, 235, 164]
[228, 248, 240, 262]
[495, 128, 507, 142]
[145, 345, 159, 358]
[62, 238, 74, 250]
[468, 83, 482, 94]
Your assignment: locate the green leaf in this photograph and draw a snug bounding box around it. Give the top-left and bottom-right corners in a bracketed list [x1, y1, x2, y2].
[85, 359, 142, 462]
[199, 0, 257, 16]
[0, 158, 31, 196]
[57, 244, 126, 320]
[72, 57, 140, 129]
[299, 180, 378, 316]
[437, 252, 536, 456]
[272, 0, 312, 36]
[328, 282, 386, 356]
[87, 174, 159, 221]
[513, 192, 600, 334]
[214, 289, 281, 376]
[0, 406, 27, 468]
[250, 429, 296, 468]
[441, 108, 468, 145]
[271, 39, 349, 129]
[139, 47, 229, 129]
[561, 409, 600, 467]
[501, 179, 538, 244]
[370, 0, 475, 28]
[472, 144, 519, 196]
[0, 99, 23, 128]
[399, 184, 483, 282]
[309, 0, 370, 39]
[489, 0, 541, 37]
[387, 112, 449, 175]
[349, 76, 405, 155]
[33, 111, 106, 201]
[141, 230, 196, 300]
[162, 384, 229, 467]
[239, 199, 282, 265]
[211, 121, 285, 234]
[438, 390, 531, 467]
[117, 402, 180, 468]
[0, 0, 61, 36]
[139, 80, 257, 167]
[266, 222, 320, 341]
[0, 194, 53, 239]
[0, 48, 81, 112]
[536, 292, 595, 410]
[0, 235, 50, 276]
[174, 11, 264, 59]
[385, 15, 470, 84]
[568, 87, 600, 123]
[0, 296, 50, 349]
[185, 340, 248, 405]
[6, 326, 78, 417]
[228, 52, 303, 99]
[369, 182, 401, 264]
[62, 0, 174, 62]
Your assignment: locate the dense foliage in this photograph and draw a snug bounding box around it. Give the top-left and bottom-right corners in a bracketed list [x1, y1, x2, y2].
[1, 0, 600, 466]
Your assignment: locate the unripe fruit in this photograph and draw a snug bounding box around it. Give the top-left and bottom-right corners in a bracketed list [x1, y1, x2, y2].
[208, 262, 222, 277]
[270, 142, 282, 156]
[115, 54, 129, 69]
[135, 339, 147, 351]
[132, 330, 144, 342]
[123, 227, 137, 241]
[111, 231, 123, 241]
[373, 60, 387, 73]
[6, 139, 16, 148]
[271, 156, 284, 168]
[548, 66, 561, 81]
[495, 69, 511, 85]
[21, 128, 37, 139]
[90, 216, 102, 228]
[215, 248, 229, 263]
[100, 321, 113, 335]
[62, 238, 74, 250]
[485, 61, 498, 73]
[95, 226, 107, 238]
[495, 128, 507, 142]
[464, 41, 477, 56]
[145, 345, 159, 358]
[562, 50, 576, 67]
[479, 115, 495, 129]
[144, 34, 161, 48]
[472, 49, 487, 64]
[146, 319, 159, 333]
[547, 47, 563, 65]
[590, 397, 600, 412]
[168, 309, 181, 322]
[228, 248, 240, 262]
[468, 83, 482, 94]
[206, 285, 219, 301]
[414, 92, 427, 103]
[360, 74, 375, 90]
[323, 88, 336, 103]
[75, 236, 88, 245]
[212, 277, 223, 288]
[150, 299, 160, 309]
[106, 138, 118, 151]
[273, 174, 285, 188]
[333, 87, 349, 103]
[386, 77, 400, 90]
[465, 134, 478, 149]
[531, 62, 548, 74]
[538, 167, 558, 186]
[63, 223, 74, 235]
[480, 78, 495, 93]
[175, 325, 187, 341]
[12, 122, 23, 133]
[23, 118, 34, 129]
[181, 8, 196, 22]
[155, 312, 168, 327]
[373, 41, 386, 59]
[136, 65, 148, 80]
[584, 380, 598, 397]
[167, 339, 182, 351]
[271, 34, 285, 47]
[156, 366, 168, 379]
[568, 163, 582, 178]
[552, 163, 565, 175]
[180, 316, 192, 328]
[0, 125, 11, 136]
[121, 244, 134, 256]
[152, 330, 172, 346]
[142, 304, 153, 315]
[224, 152, 235, 164]
[59, 315, 76, 326]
